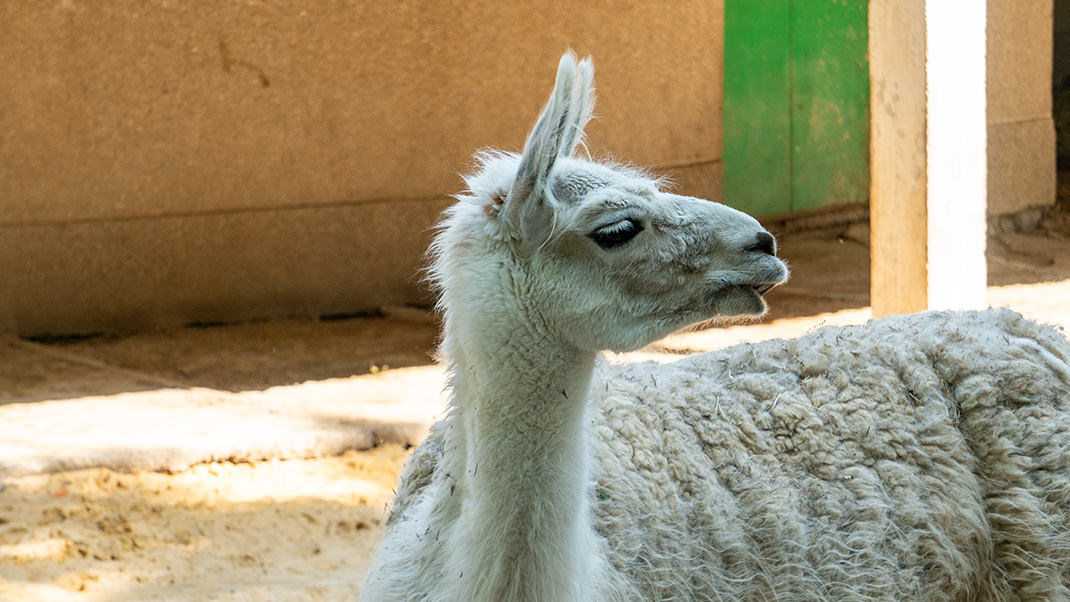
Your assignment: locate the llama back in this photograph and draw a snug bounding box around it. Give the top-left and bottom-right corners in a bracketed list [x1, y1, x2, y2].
[376, 309, 1070, 600]
[588, 309, 1070, 601]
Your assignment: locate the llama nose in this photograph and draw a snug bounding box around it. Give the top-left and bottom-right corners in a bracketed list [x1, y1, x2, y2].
[747, 231, 777, 256]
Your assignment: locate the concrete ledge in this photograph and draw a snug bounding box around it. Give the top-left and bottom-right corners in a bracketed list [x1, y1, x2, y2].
[0, 200, 449, 337]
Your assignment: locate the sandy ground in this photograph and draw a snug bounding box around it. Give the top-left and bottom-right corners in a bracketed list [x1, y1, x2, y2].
[2, 202, 1069, 601]
[0, 447, 407, 602]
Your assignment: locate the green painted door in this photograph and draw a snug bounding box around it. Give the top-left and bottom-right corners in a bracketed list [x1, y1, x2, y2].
[724, 0, 870, 216]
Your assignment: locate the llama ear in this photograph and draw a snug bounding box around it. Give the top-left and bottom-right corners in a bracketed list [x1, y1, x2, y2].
[502, 51, 595, 248]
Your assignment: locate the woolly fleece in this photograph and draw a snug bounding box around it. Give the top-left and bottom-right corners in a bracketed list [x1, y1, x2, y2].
[387, 309, 1070, 601]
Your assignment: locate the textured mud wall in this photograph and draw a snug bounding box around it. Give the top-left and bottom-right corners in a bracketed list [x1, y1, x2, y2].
[0, 1, 724, 336]
[987, 0, 1056, 216]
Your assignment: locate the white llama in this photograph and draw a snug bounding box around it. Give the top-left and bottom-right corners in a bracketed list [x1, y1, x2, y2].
[361, 53, 1070, 601]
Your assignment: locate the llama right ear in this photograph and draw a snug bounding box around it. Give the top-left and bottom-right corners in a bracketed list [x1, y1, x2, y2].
[502, 51, 595, 248]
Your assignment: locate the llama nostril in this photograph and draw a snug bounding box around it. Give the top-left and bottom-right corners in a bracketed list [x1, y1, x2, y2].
[748, 231, 777, 256]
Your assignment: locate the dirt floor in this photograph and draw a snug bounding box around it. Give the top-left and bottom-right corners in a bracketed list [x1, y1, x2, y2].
[0, 447, 406, 602]
[2, 200, 1070, 601]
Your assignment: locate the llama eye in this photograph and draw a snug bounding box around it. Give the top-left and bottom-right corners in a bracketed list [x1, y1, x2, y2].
[589, 219, 644, 249]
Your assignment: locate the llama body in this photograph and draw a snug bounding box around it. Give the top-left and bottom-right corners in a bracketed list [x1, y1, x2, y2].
[375, 310, 1070, 601]
[360, 53, 1070, 601]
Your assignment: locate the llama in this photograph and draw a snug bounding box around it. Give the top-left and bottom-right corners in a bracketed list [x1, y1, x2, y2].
[360, 52, 1070, 601]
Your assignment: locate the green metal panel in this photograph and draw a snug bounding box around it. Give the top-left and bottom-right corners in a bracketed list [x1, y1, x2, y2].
[723, 0, 792, 215]
[790, 0, 870, 211]
[724, 0, 870, 216]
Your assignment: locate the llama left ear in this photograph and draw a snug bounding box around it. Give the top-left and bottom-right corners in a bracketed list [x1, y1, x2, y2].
[502, 51, 595, 249]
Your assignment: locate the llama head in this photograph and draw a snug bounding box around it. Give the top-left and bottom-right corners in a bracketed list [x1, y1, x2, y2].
[434, 52, 788, 353]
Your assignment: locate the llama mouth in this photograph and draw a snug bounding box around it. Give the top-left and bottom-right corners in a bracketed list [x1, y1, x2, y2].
[713, 281, 780, 301]
[753, 283, 778, 297]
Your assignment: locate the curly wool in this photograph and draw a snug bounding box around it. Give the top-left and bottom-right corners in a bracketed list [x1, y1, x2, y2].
[388, 309, 1070, 601]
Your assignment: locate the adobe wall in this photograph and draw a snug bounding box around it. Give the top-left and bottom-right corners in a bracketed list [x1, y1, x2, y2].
[0, 1, 725, 336]
[987, 0, 1056, 216]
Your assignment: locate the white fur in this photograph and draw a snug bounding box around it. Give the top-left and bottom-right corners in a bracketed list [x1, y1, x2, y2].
[361, 53, 1070, 601]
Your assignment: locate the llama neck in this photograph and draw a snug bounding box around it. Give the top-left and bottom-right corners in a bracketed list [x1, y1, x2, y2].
[441, 318, 597, 601]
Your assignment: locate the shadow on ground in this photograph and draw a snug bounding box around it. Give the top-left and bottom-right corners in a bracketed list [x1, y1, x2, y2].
[1, 315, 438, 404]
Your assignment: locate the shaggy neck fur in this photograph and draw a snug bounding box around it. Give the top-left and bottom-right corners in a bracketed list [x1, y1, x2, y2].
[435, 270, 598, 601]
[362, 52, 794, 602]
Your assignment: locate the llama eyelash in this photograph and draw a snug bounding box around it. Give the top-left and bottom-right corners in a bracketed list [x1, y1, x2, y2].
[589, 218, 644, 249]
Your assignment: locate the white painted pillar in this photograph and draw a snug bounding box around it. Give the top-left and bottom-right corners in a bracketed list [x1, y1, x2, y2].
[869, 0, 988, 317]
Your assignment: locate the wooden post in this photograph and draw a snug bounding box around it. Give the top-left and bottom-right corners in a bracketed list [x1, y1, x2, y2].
[869, 0, 988, 317]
